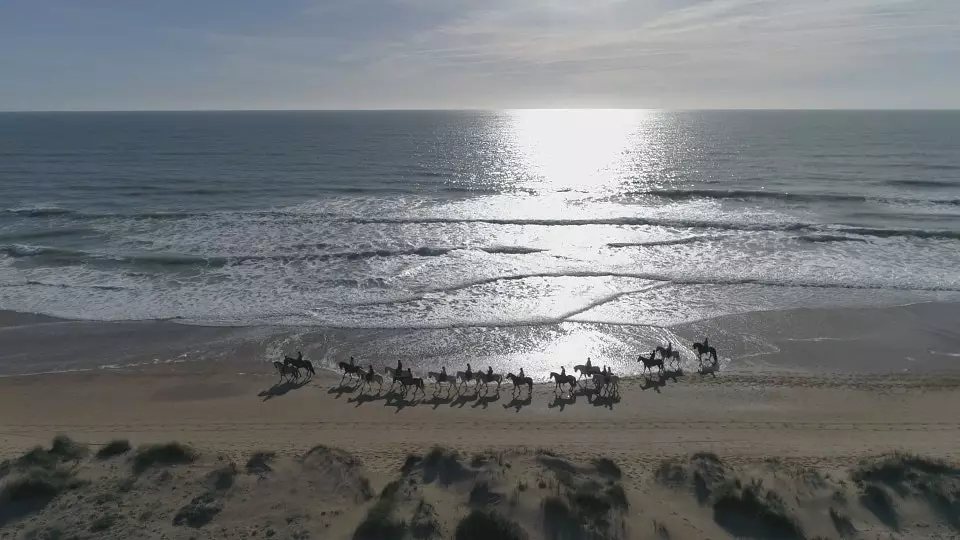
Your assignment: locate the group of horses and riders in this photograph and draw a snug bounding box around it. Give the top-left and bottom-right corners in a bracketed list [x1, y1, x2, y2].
[273, 338, 720, 398]
[271, 351, 315, 382]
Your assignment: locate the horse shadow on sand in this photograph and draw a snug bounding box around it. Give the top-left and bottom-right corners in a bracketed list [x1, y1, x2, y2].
[640, 376, 668, 393]
[383, 388, 421, 413]
[421, 394, 454, 409]
[450, 388, 481, 408]
[471, 388, 502, 409]
[588, 391, 621, 410]
[347, 387, 387, 407]
[639, 368, 685, 394]
[548, 392, 577, 411]
[259, 379, 309, 401]
[698, 363, 720, 377]
[327, 380, 362, 399]
[503, 391, 533, 413]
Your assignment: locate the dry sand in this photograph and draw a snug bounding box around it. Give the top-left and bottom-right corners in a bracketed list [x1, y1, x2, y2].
[2, 302, 960, 538]
[2, 364, 960, 539]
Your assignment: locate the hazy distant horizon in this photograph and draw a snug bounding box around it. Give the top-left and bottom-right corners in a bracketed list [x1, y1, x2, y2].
[2, 1, 958, 111]
[3, 107, 960, 114]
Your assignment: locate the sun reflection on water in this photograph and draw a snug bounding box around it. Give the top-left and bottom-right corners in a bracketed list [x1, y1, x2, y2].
[505, 109, 657, 193]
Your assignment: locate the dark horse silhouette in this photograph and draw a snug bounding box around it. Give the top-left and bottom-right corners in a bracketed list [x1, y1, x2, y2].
[476, 371, 503, 391]
[273, 360, 300, 382]
[655, 346, 680, 366]
[506, 372, 533, 394]
[397, 374, 425, 397]
[428, 371, 455, 394]
[550, 372, 577, 393]
[284, 352, 315, 378]
[638, 350, 664, 375]
[357, 370, 384, 393]
[693, 342, 718, 364]
[338, 361, 362, 383]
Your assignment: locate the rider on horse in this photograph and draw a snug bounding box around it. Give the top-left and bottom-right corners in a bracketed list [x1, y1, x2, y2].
[396, 359, 403, 376]
[366, 364, 374, 382]
[441, 366, 448, 381]
[349, 356, 356, 367]
[466, 363, 473, 380]
[518, 367, 525, 380]
[560, 366, 566, 378]
[603, 366, 610, 385]
[486, 366, 493, 380]
[586, 357, 592, 369]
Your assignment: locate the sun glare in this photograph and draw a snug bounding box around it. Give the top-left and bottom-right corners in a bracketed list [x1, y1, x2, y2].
[505, 109, 652, 193]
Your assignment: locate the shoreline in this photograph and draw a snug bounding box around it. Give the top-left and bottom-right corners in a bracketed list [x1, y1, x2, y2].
[2, 300, 959, 378]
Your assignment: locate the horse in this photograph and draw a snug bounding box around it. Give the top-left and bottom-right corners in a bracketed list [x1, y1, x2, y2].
[592, 373, 619, 395]
[396, 374, 425, 397]
[574, 364, 601, 380]
[638, 350, 664, 375]
[338, 361, 362, 382]
[284, 352, 315, 378]
[692, 342, 718, 364]
[273, 361, 300, 382]
[428, 371, 455, 394]
[456, 371, 479, 391]
[476, 371, 503, 391]
[550, 372, 577, 392]
[655, 346, 681, 365]
[383, 366, 406, 391]
[506, 373, 533, 393]
[358, 371, 383, 393]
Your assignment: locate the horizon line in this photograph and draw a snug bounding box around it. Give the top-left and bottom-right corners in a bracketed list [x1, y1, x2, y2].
[1, 107, 959, 114]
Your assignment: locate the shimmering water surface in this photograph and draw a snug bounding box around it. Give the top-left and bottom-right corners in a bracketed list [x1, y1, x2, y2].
[2, 110, 959, 374]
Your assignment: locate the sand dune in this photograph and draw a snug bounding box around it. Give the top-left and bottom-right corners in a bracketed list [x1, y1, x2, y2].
[3, 435, 960, 539]
[2, 365, 960, 538]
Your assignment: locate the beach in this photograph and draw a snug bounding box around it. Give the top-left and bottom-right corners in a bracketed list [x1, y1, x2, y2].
[2, 111, 959, 537]
[3, 302, 960, 538]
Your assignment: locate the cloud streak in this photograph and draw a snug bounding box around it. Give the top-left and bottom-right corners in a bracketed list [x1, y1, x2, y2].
[1, 0, 958, 109]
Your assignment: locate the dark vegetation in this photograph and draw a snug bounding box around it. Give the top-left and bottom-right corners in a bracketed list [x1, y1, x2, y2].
[353, 481, 407, 540]
[172, 493, 223, 528]
[455, 509, 528, 540]
[132, 442, 197, 474]
[712, 483, 804, 540]
[244, 450, 275, 474]
[0, 437, 88, 526]
[95, 440, 131, 460]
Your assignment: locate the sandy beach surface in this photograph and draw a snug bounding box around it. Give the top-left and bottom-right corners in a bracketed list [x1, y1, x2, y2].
[2, 302, 960, 539]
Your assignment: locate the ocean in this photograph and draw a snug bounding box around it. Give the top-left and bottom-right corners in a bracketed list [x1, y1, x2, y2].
[1, 110, 959, 376]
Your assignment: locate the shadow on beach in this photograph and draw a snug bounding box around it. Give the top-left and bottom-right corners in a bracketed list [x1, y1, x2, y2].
[258, 379, 309, 401]
[327, 382, 360, 399]
[503, 392, 533, 412]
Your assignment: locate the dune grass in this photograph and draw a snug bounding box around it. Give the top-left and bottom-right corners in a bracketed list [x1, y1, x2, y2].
[244, 450, 275, 474]
[352, 481, 407, 540]
[455, 509, 527, 540]
[712, 483, 804, 540]
[131, 442, 197, 474]
[95, 440, 132, 460]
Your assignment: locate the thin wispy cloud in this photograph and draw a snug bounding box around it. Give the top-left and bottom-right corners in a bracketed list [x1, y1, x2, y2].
[0, 0, 957, 109]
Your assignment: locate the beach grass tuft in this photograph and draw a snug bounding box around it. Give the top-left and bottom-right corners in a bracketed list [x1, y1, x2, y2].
[455, 509, 527, 540]
[96, 440, 132, 460]
[132, 442, 197, 474]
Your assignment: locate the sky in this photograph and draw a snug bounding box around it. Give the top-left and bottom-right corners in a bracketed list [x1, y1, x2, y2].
[1, 0, 958, 110]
